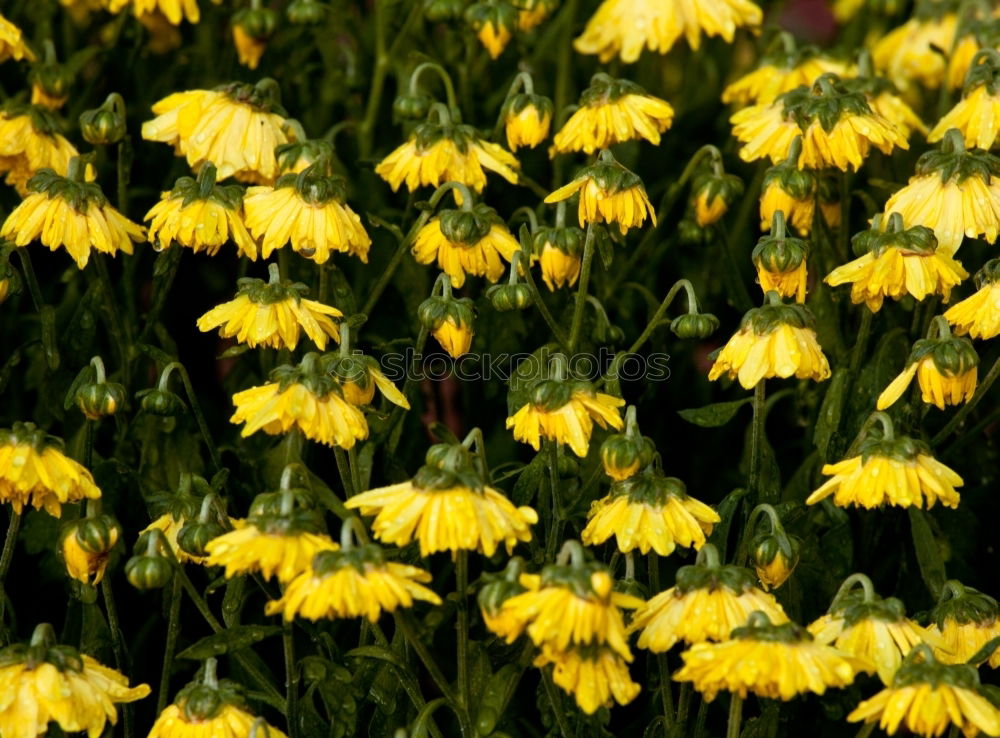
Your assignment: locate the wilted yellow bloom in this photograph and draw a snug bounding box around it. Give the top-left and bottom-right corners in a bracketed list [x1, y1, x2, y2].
[545, 152, 655, 234]
[751, 216, 809, 303]
[574, 0, 762, 63]
[944, 259, 1000, 339]
[0, 14, 35, 63]
[106, 0, 200, 24]
[143, 513, 205, 564]
[868, 89, 928, 138]
[948, 34, 995, 90]
[538, 240, 581, 289]
[0, 107, 89, 195]
[877, 333, 978, 411]
[535, 643, 640, 714]
[506, 377, 624, 457]
[551, 74, 673, 154]
[61, 518, 119, 586]
[433, 317, 473, 356]
[266, 542, 441, 621]
[232, 24, 267, 69]
[149, 703, 288, 738]
[708, 300, 830, 388]
[873, 13, 958, 92]
[0, 422, 101, 516]
[503, 93, 552, 150]
[691, 171, 743, 227]
[759, 151, 816, 235]
[413, 204, 519, 287]
[928, 582, 1000, 668]
[582, 473, 719, 556]
[675, 614, 867, 701]
[929, 84, 1000, 151]
[0, 167, 145, 269]
[419, 292, 476, 357]
[205, 522, 337, 584]
[723, 55, 853, 107]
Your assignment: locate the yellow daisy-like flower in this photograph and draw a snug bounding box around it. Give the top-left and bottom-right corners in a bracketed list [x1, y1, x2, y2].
[506, 377, 625, 457]
[375, 108, 519, 194]
[529, 224, 584, 291]
[197, 264, 342, 351]
[265, 541, 441, 622]
[848, 646, 1000, 737]
[243, 168, 371, 264]
[690, 170, 743, 227]
[413, 203, 519, 288]
[731, 75, 908, 171]
[230, 353, 370, 449]
[0, 165, 145, 269]
[708, 298, 830, 389]
[873, 12, 958, 92]
[205, 521, 337, 584]
[759, 147, 816, 235]
[929, 56, 1000, 151]
[675, 613, 867, 701]
[722, 52, 853, 107]
[345, 440, 536, 556]
[751, 213, 809, 303]
[60, 516, 120, 586]
[868, 88, 928, 139]
[573, 0, 762, 63]
[0, 106, 89, 195]
[143, 513, 204, 564]
[944, 258, 1000, 339]
[826, 214, 967, 312]
[232, 23, 267, 70]
[149, 703, 288, 738]
[928, 581, 1000, 669]
[0, 14, 35, 63]
[581, 472, 719, 556]
[629, 545, 788, 652]
[877, 327, 978, 411]
[325, 351, 410, 409]
[551, 74, 673, 154]
[142, 81, 292, 183]
[467, 3, 516, 58]
[544, 151, 655, 234]
[106, 0, 200, 24]
[144, 164, 257, 258]
[0, 422, 101, 516]
[418, 291, 476, 358]
[806, 416, 963, 510]
[503, 92, 552, 150]
[0, 624, 150, 738]
[535, 643, 640, 714]
[751, 526, 799, 591]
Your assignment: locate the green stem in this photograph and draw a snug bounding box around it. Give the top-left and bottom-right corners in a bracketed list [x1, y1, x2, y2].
[14, 248, 44, 312]
[932, 356, 1000, 446]
[541, 668, 571, 738]
[838, 171, 851, 261]
[334, 447, 356, 497]
[157, 576, 183, 713]
[455, 550, 470, 711]
[551, 0, 579, 186]
[853, 724, 876, 738]
[849, 309, 873, 374]
[101, 579, 133, 738]
[283, 624, 299, 738]
[727, 695, 743, 738]
[394, 612, 464, 713]
[675, 683, 692, 737]
[648, 554, 674, 734]
[84, 419, 95, 470]
[749, 381, 768, 503]
[361, 232, 411, 316]
[116, 136, 132, 214]
[567, 225, 595, 353]
[93, 255, 131, 387]
[139, 247, 182, 343]
[358, 0, 388, 159]
[0, 511, 21, 624]
[517, 246, 571, 350]
[159, 363, 222, 472]
[544, 442, 562, 562]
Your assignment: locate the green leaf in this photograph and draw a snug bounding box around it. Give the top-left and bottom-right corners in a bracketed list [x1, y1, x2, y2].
[909, 508, 946, 600]
[512, 452, 546, 505]
[63, 363, 95, 411]
[706, 487, 748, 560]
[678, 397, 752, 427]
[813, 368, 849, 461]
[346, 645, 407, 670]
[177, 625, 281, 660]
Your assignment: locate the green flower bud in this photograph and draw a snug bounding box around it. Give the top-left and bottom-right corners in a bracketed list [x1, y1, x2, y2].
[393, 92, 432, 121]
[75, 380, 127, 420]
[425, 0, 467, 21]
[234, 6, 279, 39]
[287, 0, 327, 24]
[136, 388, 186, 417]
[79, 105, 126, 146]
[439, 207, 493, 244]
[177, 520, 225, 558]
[600, 433, 655, 481]
[486, 283, 533, 311]
[74, 515, 121, 555]
[751, 532, 800, 591]
[671, 312, 719, 339]
[125, 553, 173, 590]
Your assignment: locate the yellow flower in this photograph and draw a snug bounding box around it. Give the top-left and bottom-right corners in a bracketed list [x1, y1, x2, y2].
[848, 647, 1000, 737]
[535, 643, 640, 714]
[751, 214, 809, 303]
[944, 258, 1000, 339]
[929, 73, 1000, 151]
[691, 171, 743, 227]
[806, 422, 963, 510]
[868, 89, 928, 138]
[0, 422, 101, 516]
[731, 75, 908, 171]
[197, 265, 342, 351]
[230, 353, 370, 449]
[675, 613, 867, 701]
[136, 11, 183, 53]
[143, 513, 205, 564]
[413, 204, 519, 287]
[503, 93, 552, 150]
[928, 582, 1000, 669]
[205, 523, 337, 584]
[708, 300, 830, 388]
[467, 2, 516, 59]
[573, 0, 762, 63]
[149, 703, 288, 738]
[419, 291, 476, 357]
[107, 0, 201, 24]
[142, 82, 292, 183]
[759, 149, 816, 235]
[243, 169, 371, 263]
[60, 517, 120, 586]
[874, 13, 958, 92]
[346, 440, 536, 556]
[629, 546, 788, 651]
[0, 14, 35, 63]
[265, 542, 441, 621]
[826, 215, 967, 312]
[506, 377, 625, 457]
[0, 106, 89, 195]
[375, 111, 519, 194]
[0, 624, 150, 738]
[722, 55, 854, 107]
[516, 0, 557, 30]
[877, 330, 978, 411]
[551, 74, 673, 154]
[30, 83, 68, 111]
[581, 472, 719, 556]
[530, 225, 584, 291]
[0, 166, 145, 269]
[144, 165, 257, 258]
[232, 24, 267, 69]
[325, 353, 410, 409]
[544, 152, 655, 234]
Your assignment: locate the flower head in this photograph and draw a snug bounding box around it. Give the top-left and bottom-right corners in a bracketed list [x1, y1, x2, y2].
[466, 1, 517, 58]
[231, 7, 276, 70]
[324, 351, 410, 409]
[629, 544, 788, 652]
[759, 143, 817, 234]
[674, 612, 867, 701]
[0, 422, 101, 516]
[419, 290, 476, 357]
[144, 164, 257, 258]
[944, 258, 1000, 339]
[708, 297, 831, 388]
[930, 50, 1000, 151]
[873, 9, 958, 92]
[544, 151, 655, 234]
[877, 322, 978, 411]
[197, 264, 342, 351]
[551, 74, 673, 154]
[722, 44, 853, 106]
[60, 515, 120, 586]
[691, 166, 743, 227]
[107, 0, 201, 24]
[532, 224, 583, 290]
[0, 14, 35, 63]
[0, 623, 149, 738]
[0, 164, 145, 269]
[535, 643, 640, 714]
[413, 202, 519, 287]
[503, 92, 552, 150]
[928, 581, 1000, 669]
[751, 212, 809, 303]
[826, 213, 967, 312]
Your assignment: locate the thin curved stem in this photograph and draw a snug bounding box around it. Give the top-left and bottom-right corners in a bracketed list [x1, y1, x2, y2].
[727, 695, 743, 738]
[157, 575, 183, 713]
[568, 225, 596, 353]
[749, 381, 768, 503]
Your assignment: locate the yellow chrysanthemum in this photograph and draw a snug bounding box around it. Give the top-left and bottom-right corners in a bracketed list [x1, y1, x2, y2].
[629, 546, 788, 652]
[0, 14, 35, 63]
[265, 542, 441, 621]
[759, 156, 816, 235]
[873, 14, 958, 92]
[504, 95, 552, 150]
[149, 703, 288, 738]
[107, 0, 200, 24]
[722, 56, 854, 107]
[0, 625, 150, 738]
[144, 166, 257, 258]
[535, 643, 640, 714]
[928, 582, 1000, 669]
[197, 265, 342, 350]
[0, 166, 145, 269]
[0, 422, 101, 516]
[243, 171, 371, 264]
[826, 216, 967, 311]
[205, 522, 337, 584]
[948, 35, 994, 90]
[544, 152, 655, 234]
[930, 87, 1000, 151]
[538, 240, 581, 290]
[551, 75, 673, 154]
[869, 89, 928, 138]
[143, 513, 206, 564]
[506, 378, 625, 457]
[232, 24, 266, 69]
[944, 259, 1000, 339]
[231, 382, 368, 449]
[436, 317, 474, 356]
[751, 217, 809, 303]
[708, 300, 830, 388]
[419, 292, 476, 357]
[412, 205, 519, 288]
[877, 332, 978, 411]
[675, 614, 867, 701]
[60, 518, 119, 586]
[581, 473, 720, 556]
[573, 0, 762, 63]
[0, 108, 89, 195]
[848, 648, 1000, 737]
[142, 83, 291, 183]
